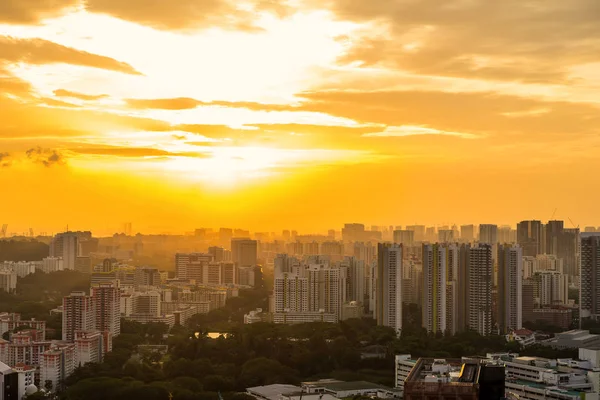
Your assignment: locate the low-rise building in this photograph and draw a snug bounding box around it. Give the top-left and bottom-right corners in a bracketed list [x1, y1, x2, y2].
[506, 329, 536, 348]
[544, 330, 600, 349]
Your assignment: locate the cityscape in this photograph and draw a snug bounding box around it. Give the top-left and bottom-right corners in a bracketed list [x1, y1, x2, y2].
[0, 222, 600, 399]
[2, 1, 600, 400]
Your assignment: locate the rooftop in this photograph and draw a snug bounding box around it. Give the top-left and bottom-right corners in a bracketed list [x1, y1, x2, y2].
[247, 384, 302, 400]
[312, 381, 389, 392]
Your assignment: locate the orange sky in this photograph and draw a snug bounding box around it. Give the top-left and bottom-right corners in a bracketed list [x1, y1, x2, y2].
[1, 0, 599, 235]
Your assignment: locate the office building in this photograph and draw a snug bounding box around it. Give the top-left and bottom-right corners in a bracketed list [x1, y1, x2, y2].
[517, 220, 544, 257]
[422, 244, 447, 333]
[231, 239, 258, 268]
[62, 292, 95, 342]
[376, 243, 402, 335]
[580, 233, 600, 322]
[497, 245, 523, 333]
[91, 283, 120, 338]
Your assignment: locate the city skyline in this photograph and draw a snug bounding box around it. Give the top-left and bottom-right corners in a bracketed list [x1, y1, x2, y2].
[2, 1, 600, 233]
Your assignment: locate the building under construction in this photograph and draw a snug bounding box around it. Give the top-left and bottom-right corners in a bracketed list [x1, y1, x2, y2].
[404, 358, 505, 400]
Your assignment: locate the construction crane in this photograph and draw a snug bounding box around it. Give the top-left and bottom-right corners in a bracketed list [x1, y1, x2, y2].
[550, 208, 558, 220]
[568, 217, 579, 230]
[1, 224, 7, 238]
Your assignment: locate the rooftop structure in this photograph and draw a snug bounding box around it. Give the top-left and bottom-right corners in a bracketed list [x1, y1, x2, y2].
[404, 358, 505, 400]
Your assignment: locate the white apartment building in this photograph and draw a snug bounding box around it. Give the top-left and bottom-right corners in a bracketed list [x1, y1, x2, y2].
[62, 292, 95, 342]
[0, 269, 17, 293]
[538, 271, 569, 306]
[40, 343, 75, 392]
[74, 331, 107, 366]
[91, 283, 121, 338]
[41, 257, 64, 273]
[0, 262, 38, 278]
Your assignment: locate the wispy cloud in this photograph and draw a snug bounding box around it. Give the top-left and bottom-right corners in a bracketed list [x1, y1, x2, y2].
[364, 125, 480, 139]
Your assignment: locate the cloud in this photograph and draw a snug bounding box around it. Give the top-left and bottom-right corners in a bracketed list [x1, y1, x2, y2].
[54, 89, 109, 101]
[0, 36, 142, 75]
[125, 97, 301, 112]
[0, 0, 78, 25]
[26, 147, 66, 167]
[41, 98, 81, 108]
[364, 125, 479, 139]
[0, 152, 10, 168]
[126, 97, 201, 110]
[85, 0, 295, 31]
[70, 146, 187, 157]
[323, 0, 600, 83]
[296, 89, 600, 144]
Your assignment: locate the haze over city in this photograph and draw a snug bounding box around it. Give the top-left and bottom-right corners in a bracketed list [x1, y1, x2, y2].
[2, 2, 600, 400]
[2, 1, 600, 233]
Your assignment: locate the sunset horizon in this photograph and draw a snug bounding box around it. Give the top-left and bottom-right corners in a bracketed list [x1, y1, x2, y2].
[2, 0, 600, 234]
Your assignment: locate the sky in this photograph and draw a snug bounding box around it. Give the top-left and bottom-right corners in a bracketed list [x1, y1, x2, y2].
[1, 0, 599, 235]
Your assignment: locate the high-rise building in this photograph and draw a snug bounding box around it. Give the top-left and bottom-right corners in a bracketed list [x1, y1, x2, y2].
[394, 230, 415, 246]
[0, 269, 17, 293]
[497, 244, 523, 333]
[353, 242, 376, 264]
[273, 271, 309, 314]
[62, 292, 95, 342]
[438, 230, 454, 243]
[307, 264, 341, 319]
[479, 224, 498, 244]
[175, 253, 213, 280]
[376, 243, 403, 335]
[422, 244, 447, 333]
[231, 239, 257, 268]
[580, 233, 600, 322]
[40, 343, 75, 392]
[50, 232, 79, 270]
[537, 271, 569, 307]
[133, 267, 161, 288]
[544, 221, 579, 276]
[445, 244, 459, 335]
[91, 283, 120, 338]
[467, 244, 493, 336]
[342, 223, 365, 242]
[517, 220, 544, 257]
[339, 257, 365, 304]
[406, 225, 426, 242]
[498, 225, 514, 244]
[208, 246, 231, 262]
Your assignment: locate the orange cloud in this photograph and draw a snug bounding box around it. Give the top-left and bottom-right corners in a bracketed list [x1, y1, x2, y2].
[0, 36, 142, 75]
[54, 89, 109, 101]
[85, 0, 294, 31]
[0, 0, 78, 25]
